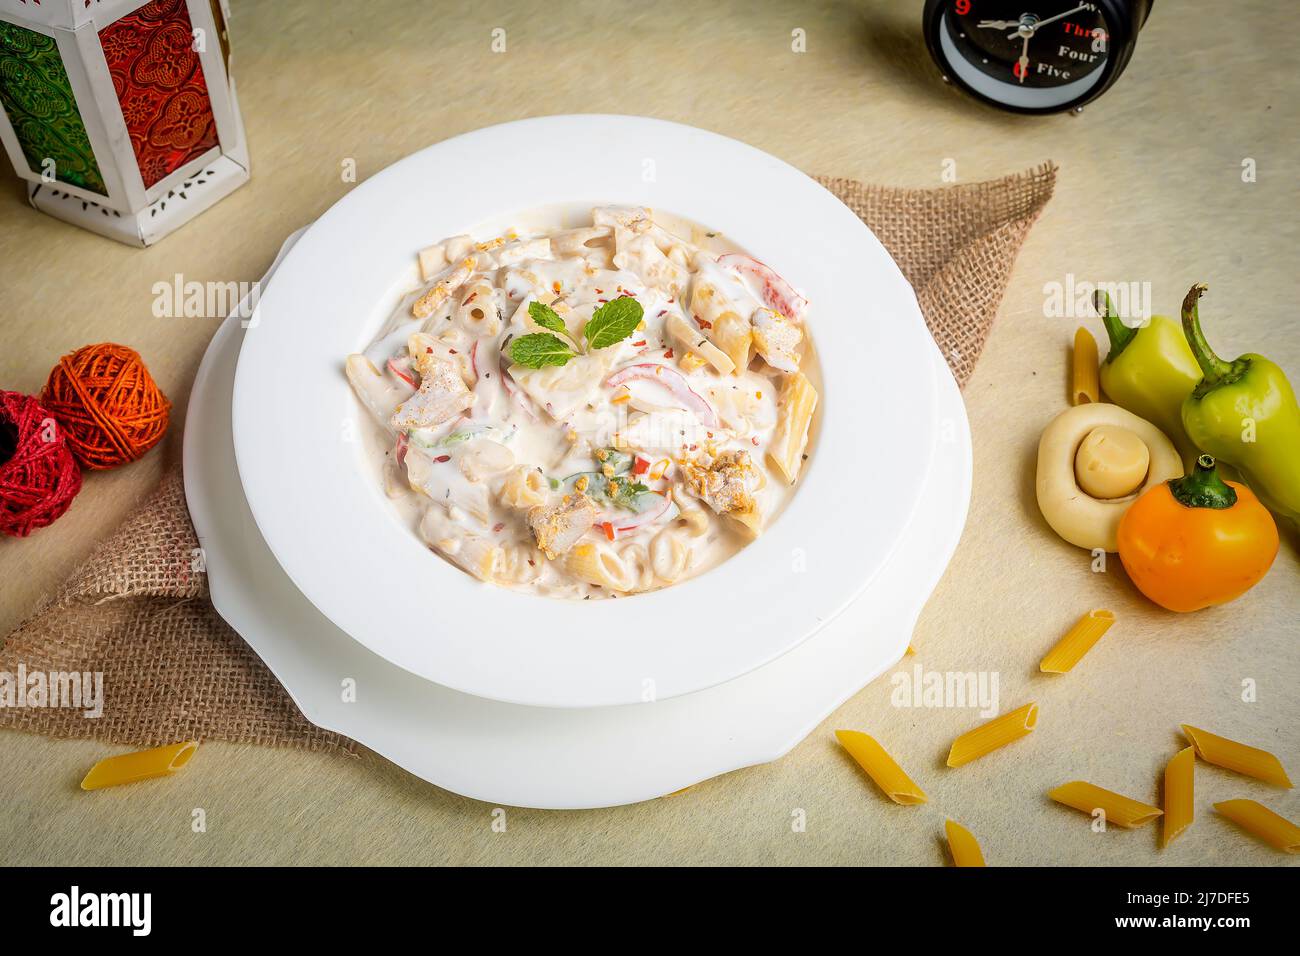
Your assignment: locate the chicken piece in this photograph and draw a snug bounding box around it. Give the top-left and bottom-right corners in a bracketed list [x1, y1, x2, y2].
[751, 307, 803, 373]
[389, 350, 473, 431]
[683, 450, 760, 518]
[527, 493, 597, 559]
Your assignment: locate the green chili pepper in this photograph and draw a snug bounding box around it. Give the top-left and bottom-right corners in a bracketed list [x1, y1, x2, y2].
[1179, 283, 1300, 521]
[1094, 291, 1202, 463]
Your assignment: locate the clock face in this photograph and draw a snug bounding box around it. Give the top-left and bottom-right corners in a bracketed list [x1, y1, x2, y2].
[938, 2, 1113, 109]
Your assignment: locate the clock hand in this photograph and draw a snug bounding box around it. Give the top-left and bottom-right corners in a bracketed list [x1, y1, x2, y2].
[1018, 34, 1030, 84]
[976, 20, 1021, 29]
[1007, 3, 1089, 39]
[1031, 3, 1089, 30]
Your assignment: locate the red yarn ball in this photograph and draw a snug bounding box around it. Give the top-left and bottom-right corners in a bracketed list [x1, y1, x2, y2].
[0, 390, 83, 537]
[41, 343, 171, 470]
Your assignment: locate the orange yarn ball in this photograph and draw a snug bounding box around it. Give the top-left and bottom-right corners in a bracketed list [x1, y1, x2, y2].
[41, 344, 171, 470]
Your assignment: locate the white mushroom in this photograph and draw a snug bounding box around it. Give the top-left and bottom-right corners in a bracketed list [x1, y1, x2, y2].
[1036, 403, 1183, 552]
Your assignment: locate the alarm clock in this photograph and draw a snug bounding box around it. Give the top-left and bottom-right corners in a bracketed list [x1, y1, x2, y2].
[922, 1, 1154, 114]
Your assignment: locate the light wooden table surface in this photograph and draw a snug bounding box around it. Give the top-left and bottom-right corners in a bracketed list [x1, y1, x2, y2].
[1, 0, 1296, 866]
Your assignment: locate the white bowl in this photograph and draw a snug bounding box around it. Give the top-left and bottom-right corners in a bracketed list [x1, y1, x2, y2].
[232, 115, 938, 708]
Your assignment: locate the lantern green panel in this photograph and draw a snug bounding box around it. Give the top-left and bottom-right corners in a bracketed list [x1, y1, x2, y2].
[0, 21, 107, 196]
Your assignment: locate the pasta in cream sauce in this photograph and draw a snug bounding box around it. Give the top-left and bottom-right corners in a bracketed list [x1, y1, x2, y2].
[346, 207, 819, 599]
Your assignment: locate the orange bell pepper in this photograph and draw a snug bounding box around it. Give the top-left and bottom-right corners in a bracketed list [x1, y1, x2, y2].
[1117, 455, 1279, 612]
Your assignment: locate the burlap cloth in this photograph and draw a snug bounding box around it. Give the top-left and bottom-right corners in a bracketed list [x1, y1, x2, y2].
[0, 165, 1057, 753]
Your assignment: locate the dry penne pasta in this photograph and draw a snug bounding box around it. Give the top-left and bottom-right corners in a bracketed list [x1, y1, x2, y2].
[1072, 326, 1099, 405]
[1040, 609, 1115, 673]
[1162, 746, 1195, 848]
[1213, 799, 1300, 853]
[944, 819, 986, 867]
[1049, 780, 1163, 828]
[1181, 724, 1294, 788]
[81, 741, 199, 791]
[836, 730, 928, 805]
[946, 702, 1038, 768]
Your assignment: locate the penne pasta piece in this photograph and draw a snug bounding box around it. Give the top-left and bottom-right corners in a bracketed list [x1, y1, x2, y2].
[1214, 799, 1300, 853]
[1072, 326, 1100, 405]
[1040, 609, 1115, 673]
[499, 465, 549, 509]
[81, 741, 199, 791]
[944, 819, 986, 867]
[671, 485, 710, 537]
[946, 702, 1038, 768]
[413, 255, 476, 318]
[768, 370, 818, 484]
[664, 311, 735, 375]
[418, 242, 448, 281]
[1162, 746, 1195, 848]
[565, 542, 635, 592]
[710, 311, 753, 373]
[1181, 725, 1294, 788]
[420, 507, 501, 582]
[649, 528, 691, 584]
[345, 354, 401, 434]
[496, 236, 551, 268]
[1049, 780, 1163, 828]
[835, 730, 928, 805]
[690, 279, 752, 372]
[454, 281, 501, 336]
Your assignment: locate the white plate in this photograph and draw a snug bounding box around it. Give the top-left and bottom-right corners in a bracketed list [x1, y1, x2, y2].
[232, 115, 939, 708]
[187, 231, 971, 808]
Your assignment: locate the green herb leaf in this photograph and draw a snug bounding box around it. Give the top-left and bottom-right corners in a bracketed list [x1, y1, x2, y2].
[527, 301, 569, 337]
[584, 296, 644, 350]
[610, 480, 651, 510]
[509, 333, 574, 369]
[594, 447, 633, 474]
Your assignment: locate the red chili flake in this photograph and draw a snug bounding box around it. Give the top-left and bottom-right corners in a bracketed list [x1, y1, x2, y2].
[528, 559, 536, 567]
[751, 436, 760, 446]
[619, 291, 636, 298]
[697, 318, 713, 330]
[663, 348, 674, 359]
[656, 309, 667, 317]
[667, 297, 675, 303]
[448, 348, 458, 354]
[492, 522, 505, 533]
[632, 340, 646, 347]
[434, 455, 451, 463]
[597, 298, 608, 303]
[595, 288, 604, 294]
[688, 444, 698, 451]
[426, 346, 433, 354]
[633, 456, 649, 475]
[465, 292, 477, 303]
[601, 522, 616, 541]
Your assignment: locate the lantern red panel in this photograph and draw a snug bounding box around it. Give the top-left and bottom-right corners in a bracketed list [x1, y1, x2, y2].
[98, 0, 219, 189]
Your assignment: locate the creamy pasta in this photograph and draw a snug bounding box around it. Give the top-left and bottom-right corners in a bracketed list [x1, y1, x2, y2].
[346, 207, 819, 599]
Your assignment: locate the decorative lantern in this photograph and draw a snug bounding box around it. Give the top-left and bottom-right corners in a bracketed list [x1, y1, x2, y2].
[0, 0, 248, 246]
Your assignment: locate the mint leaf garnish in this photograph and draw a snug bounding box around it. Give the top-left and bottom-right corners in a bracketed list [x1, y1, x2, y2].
[528, 300, 569, 337]
[509, 333, 574, 369]
[584, 297, 643, 350]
